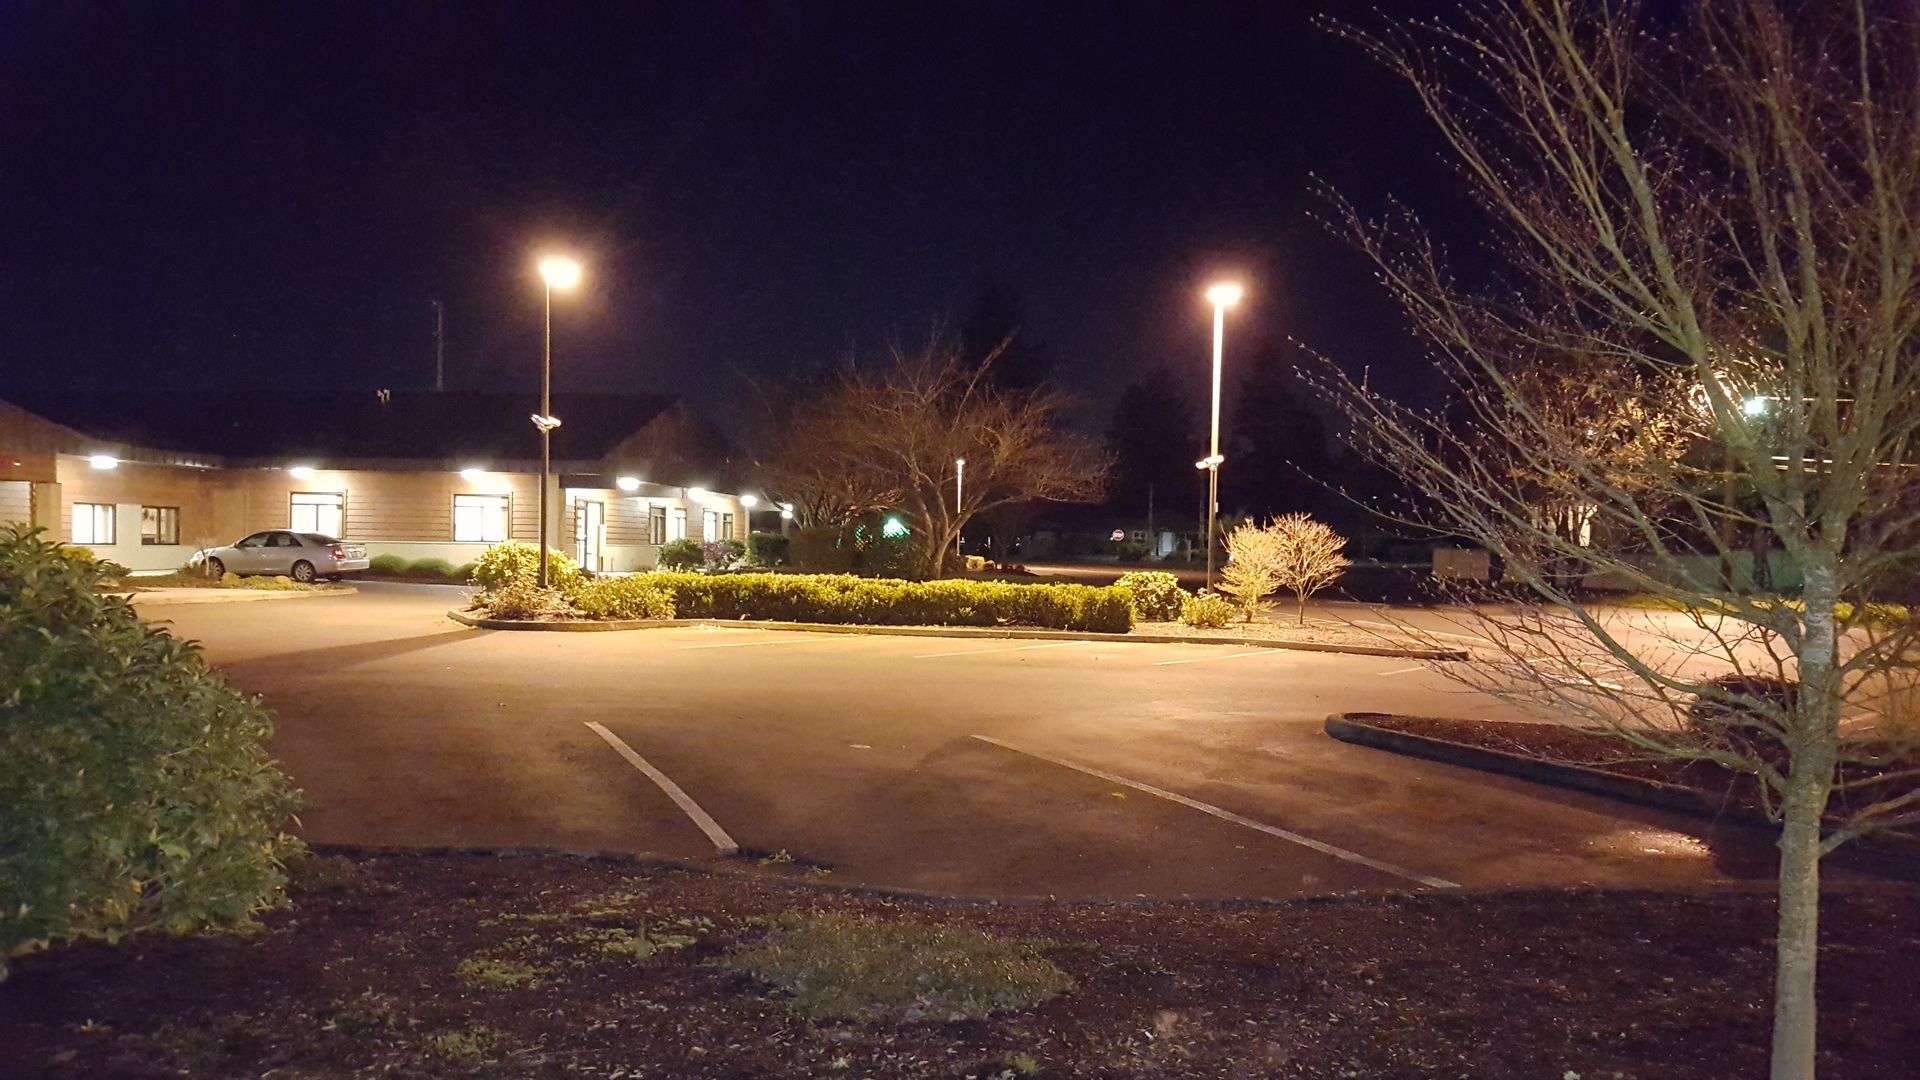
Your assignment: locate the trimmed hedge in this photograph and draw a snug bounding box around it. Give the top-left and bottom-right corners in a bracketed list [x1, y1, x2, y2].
[1115, 571, 1186, 622]
[747, 532, 791, 567]
[568, 575, 677, 620]
[643, 572, 1132, 633]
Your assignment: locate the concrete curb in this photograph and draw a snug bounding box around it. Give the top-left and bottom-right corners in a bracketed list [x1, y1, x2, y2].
[1323, 712, 1920, 863]
[444, 609, 1466, 659]
[120, 586, 358, 606]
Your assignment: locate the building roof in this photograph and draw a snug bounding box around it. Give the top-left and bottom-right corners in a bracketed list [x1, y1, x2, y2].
[1, 390, 678, 464]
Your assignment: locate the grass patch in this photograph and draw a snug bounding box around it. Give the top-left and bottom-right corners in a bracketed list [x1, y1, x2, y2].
[455, 956, 543, 989]
[124, 571, 336, 591]
[719, 911, 1071, 1021]
[561, 923, 698, 960]
[424, 1026, 509, 1063]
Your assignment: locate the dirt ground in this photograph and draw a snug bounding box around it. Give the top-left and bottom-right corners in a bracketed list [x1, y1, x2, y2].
[3, 852, 1917, 1079]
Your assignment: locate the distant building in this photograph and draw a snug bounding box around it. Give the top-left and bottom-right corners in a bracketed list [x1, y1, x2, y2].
[0, 390, 754, 573]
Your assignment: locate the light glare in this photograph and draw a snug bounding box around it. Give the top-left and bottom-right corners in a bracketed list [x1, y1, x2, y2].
[740, 494, 758, 508]
[616, 475, 642, 492]
[288, 465, 316, 479]
[89, 454, 119, 470]
[460, 467, 486, 481]
[1205, 282, 1243, 307]
[538, 256, 582, 290]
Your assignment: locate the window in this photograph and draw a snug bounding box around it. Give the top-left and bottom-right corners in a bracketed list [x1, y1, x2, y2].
[669, 506, 688, 541]
[649, 504, 667, 545]
[454, 493, 510, 543]
[702, 508, 719, 542]
[721, 512, 735, 540]
[73, 502, 115, 545]
[141, 506, 180, 545]
[290, 492, 344, 536]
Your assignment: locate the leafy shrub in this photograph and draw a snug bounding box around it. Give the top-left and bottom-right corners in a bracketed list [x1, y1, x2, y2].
[964, 554, 988, 572]
[0, 526, 303, 976]
[747, 531, 791, 567]
[368, 553, 408, 575]
[1178, 591, 1235, 629]
[406, 557, 459, 580]
[1113, 541, 1150, 563]
[720, 911, 1071, 1020]
[567, 576, 677, 620]
[638, 572, 1131, 632]
[657, 538, 703, 571]
[470, 540, 580, 591]
[701, 538, 746, 572]
[469, 578, 576, 620]
[1115, 571, 1186, 622]
[791, 526, 853, 571]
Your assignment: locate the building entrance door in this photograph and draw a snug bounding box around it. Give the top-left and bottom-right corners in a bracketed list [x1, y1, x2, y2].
[574, 499, 604, 572]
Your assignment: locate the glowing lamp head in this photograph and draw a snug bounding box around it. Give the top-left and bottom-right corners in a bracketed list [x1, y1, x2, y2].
[1742, 396, 1770, 418]
[1205, 282, 1243, 308]
[740, 494, 758, 508]
[288, 465, 316, 480]
[538, 256, 582, 290]
[89, 454, 119, 470]
[460, 467, 486, 481]
[687, 487, 708, 501]
[616, 475, 641, 492]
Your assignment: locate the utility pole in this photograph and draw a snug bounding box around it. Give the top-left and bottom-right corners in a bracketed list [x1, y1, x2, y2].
[431, 300, 445, 392]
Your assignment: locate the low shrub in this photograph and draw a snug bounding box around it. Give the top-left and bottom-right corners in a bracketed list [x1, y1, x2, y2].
[470, 540, 580, 591]
[964, 554, 988, 572]
[567, 576, 677, 621]
[719, 911, 1071, 1020]
[406, 557, 459, 580]
[657, 538, 703, 571]
[747, 531, 791, 567]
[0, 526, 303, 977]
[1113, 541, 1150, 563]
[368, 553, 408, 575]
[470, 578, 575, 620]
[791, 526, 853, 571]
[1179, 591, 1235, 629]
[1115, 570, 1186, 622]
[701, 538, 746, 572]
[639, 572, 1132, 632]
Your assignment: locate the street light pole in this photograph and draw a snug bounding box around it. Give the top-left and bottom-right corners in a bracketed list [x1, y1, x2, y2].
[954, 458, 966, 565]
[533, 256, 581, 589]
[1201, 282, 1242, 591]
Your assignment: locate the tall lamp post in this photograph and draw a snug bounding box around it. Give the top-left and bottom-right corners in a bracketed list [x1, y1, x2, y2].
[1200, 282, 1242, 590]
[534, 256, 582, 588]
[954, 457, 966, 564]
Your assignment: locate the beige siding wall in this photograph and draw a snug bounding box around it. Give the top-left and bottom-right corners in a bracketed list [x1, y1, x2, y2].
[0, 481, 30, 527]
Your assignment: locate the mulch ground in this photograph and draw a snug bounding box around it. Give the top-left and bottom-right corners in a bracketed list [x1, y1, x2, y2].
[3, 853, 1918, 1078]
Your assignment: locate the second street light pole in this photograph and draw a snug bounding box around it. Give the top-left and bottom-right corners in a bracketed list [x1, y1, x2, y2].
[1200, 282, 1242, 591]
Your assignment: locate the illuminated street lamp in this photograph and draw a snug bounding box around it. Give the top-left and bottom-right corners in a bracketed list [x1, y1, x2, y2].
[1201, 282, 1242, 590]
[534, 255, 582, 588]
[954, 457, 966, 562]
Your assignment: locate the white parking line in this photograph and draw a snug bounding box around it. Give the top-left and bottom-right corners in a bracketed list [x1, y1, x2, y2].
[914, 641, 1084, 660]
[970, 734, 1458, 889]
[1152, 649, 1279, 667]
[584, 722, 738, 855]
[1376, 665, 1426, 676]
[679, 636, 851, 650]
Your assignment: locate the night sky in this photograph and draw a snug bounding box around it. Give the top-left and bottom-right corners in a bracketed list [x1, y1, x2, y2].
[0, 1, 1462, 431]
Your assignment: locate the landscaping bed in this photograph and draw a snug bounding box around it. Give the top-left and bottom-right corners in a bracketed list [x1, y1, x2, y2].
[2, 852, 1916, 1079]
[114, 571, 346, 593]
[1346, 715, 1920, 830]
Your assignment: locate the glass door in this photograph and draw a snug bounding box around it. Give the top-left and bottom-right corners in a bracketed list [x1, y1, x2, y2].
[574, 499, 605, 572]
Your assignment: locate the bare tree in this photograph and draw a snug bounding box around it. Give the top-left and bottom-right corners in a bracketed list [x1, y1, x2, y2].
[1313, 3, 1920, 1076]
[763, 335, 1108, 576]
[1217, 520, 1287, 621]
[1271, 514, 1352, 625]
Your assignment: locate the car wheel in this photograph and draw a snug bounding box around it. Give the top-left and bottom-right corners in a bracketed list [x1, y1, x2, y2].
[206, 557, 226, 577]
[291, 560, 316, 583]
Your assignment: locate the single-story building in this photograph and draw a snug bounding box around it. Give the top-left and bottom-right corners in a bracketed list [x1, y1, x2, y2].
[0, 389, 756, 574]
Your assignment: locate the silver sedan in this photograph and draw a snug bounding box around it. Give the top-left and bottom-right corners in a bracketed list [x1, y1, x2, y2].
[197, 531, 370, 582]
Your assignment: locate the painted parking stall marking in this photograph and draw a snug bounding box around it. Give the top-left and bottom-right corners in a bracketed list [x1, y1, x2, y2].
[971, 734, 1459, 889]
[1152, 649, 1283, 667]
[679, 635, 857, 651]
[913, 641, 1086, 660]
[584, 722, 738, 855]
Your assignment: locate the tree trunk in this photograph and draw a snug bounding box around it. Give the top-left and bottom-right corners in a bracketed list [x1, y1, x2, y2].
[1769, 773, 1824, 1080]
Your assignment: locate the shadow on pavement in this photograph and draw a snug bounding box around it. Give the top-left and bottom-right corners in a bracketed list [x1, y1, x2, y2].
[218, 628, 492, 675]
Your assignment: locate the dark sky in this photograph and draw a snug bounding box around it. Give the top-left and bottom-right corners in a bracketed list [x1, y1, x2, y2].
[0, 1, 1461, 431]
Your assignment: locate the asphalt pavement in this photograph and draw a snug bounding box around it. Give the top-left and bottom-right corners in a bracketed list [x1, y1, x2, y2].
[148, 582, 1805, 900]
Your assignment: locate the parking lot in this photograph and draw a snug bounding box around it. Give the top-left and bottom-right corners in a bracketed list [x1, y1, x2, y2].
[153, 583, 1797, 900]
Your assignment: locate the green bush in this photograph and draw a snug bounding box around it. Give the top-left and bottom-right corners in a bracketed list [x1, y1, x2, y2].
[0, 526, 303, 977]
[1113, 541, 1150, 563]
[469, 578, 575, 620]
[720, 911, 1070, 1020]
[405, 557, 459, 580]
[1179, 591, 1235, 629]
[791, 526, 853, 571]
[1115, 571, 1186, 622]
[636, 572, 1132, 632]
[469, 540, 580, 591]
[657, 538, 703, 571]
[747, 532, 792, 567]
[567, 576, 677, 621]
[368, 553, 407, 575]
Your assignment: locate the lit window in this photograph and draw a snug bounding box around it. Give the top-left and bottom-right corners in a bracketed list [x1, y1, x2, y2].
[290, 492, 344, 536]
[702, 508, 719, 541]
[669, 507, 688, 541]
[721, 512, 735, 540]
[141, 506, 179, 546]
[649, 505, 667, 545]
[453, 494, 509, 543]
[73, 502, 115, 545]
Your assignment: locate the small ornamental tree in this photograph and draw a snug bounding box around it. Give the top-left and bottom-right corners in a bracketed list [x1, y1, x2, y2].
[0, 526, 303, 978]
[1219, 516, 1350, 624]
[1217, 521, 1286, 622]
